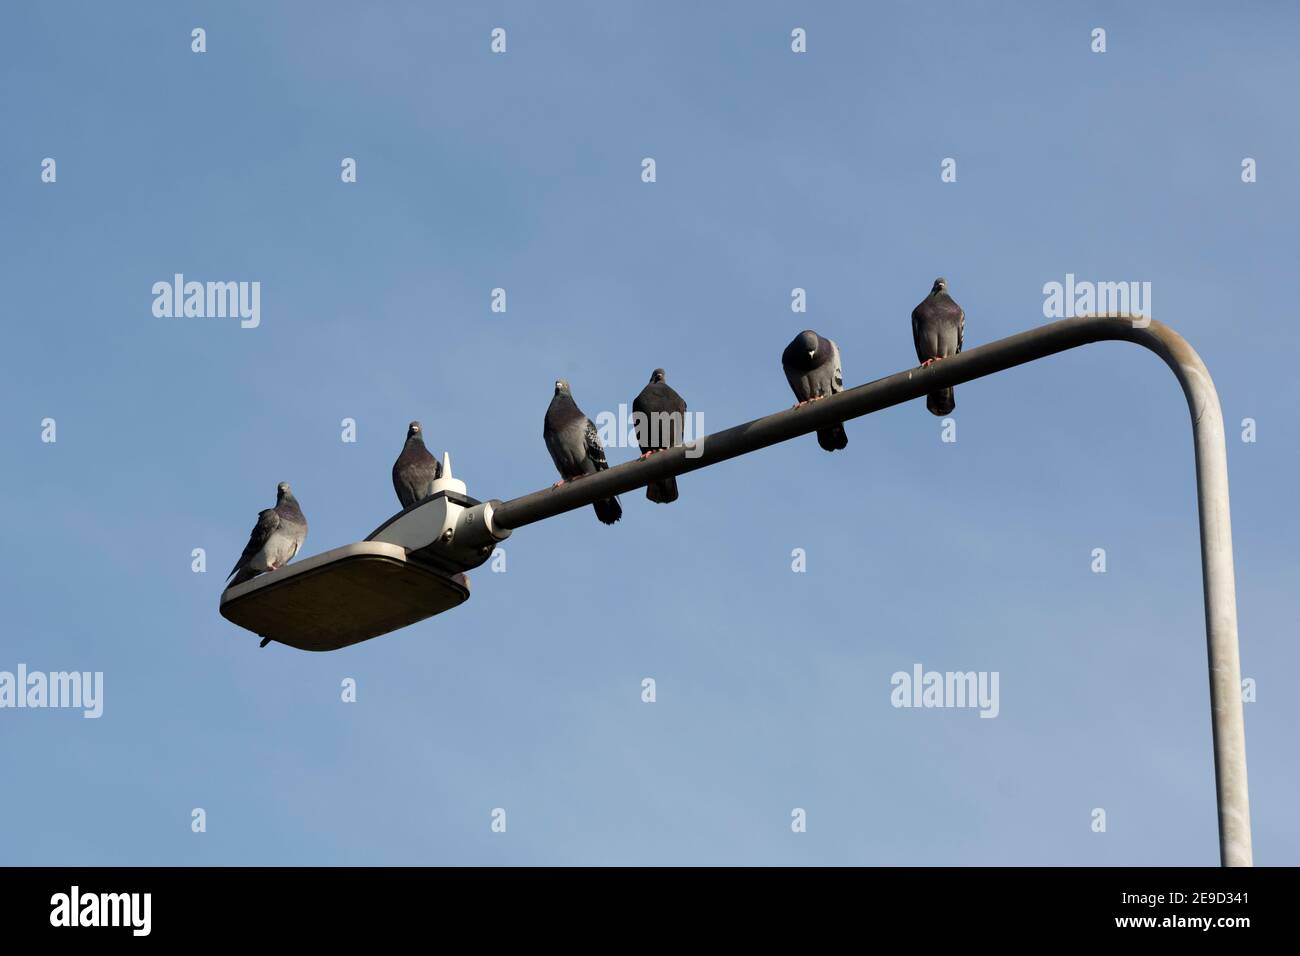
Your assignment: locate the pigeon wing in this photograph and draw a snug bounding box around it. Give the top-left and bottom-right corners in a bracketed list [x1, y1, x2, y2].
[228, 508, 280, 580]
[584, 417, 610, 472]
[911, 307, 927, 363]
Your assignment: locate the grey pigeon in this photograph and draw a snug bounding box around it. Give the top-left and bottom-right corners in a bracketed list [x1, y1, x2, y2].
[544, 379, 622, 525]
[911, 277, 965, 416]
[392, 420, 442, 509]
[632, 368, 688, 504]
[226, 482, 308, 588]
[782, 330, 847, 451]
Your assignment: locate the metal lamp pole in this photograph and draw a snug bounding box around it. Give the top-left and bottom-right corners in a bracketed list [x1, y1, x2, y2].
[490, 315, 1252, 866]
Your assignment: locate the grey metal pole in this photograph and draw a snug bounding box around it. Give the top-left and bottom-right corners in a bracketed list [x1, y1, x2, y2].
[492, 315, 1251, 866]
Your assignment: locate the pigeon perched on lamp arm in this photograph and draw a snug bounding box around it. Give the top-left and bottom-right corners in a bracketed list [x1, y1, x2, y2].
[392, 420, 442, 510]
[543, 379, 622, 525]
[632, 368, 688, 504]
[781, 329, 848, 451]
[911, 277, 965, 416]
[226, 482, 308, 589]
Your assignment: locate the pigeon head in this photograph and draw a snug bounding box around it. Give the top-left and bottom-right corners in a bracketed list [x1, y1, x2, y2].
[275, 482, 299, 508]
[275, 482, 303, 516]
[931, 277, 948, 294]
[407, 421, 423, 438]
[649, 368, 666, 384]
[797, 330, 819, 359]
[554, 379, 571, 396]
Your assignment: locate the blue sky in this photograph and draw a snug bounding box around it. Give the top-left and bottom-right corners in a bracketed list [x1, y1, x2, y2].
[1, 1, 1297, 865]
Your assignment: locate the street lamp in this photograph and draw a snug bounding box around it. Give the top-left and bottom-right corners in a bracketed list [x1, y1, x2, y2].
[219, 314, 1252, 867]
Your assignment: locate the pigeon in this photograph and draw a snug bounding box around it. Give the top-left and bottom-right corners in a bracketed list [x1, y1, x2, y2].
[544, 379, 622, 525]
[392, 420, 442, 509]
[782, 329, 847, 451]
[226, 482, 308, 588]
[632, 368, 688, 503]
[911, 277, 965, 416]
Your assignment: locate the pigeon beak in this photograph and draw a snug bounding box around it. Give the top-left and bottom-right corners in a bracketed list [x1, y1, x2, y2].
[807, 350, 816, 360]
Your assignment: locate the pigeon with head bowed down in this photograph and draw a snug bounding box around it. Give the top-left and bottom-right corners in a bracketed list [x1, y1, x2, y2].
[782, 329, 847, 452]
[544, 379, 622, 525]
[392, 420, 442, 510]
[911, 277, 965, 416]
[226, 482, 308, 588]
[632, 368, 688, 504]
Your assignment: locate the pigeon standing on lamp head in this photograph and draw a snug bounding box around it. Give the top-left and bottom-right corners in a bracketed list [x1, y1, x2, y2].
[781, 330, 847, 452]
[632, 367, 688, 504]
[392, 420, 442, 510]
[543, 379, 622, 525]
[911, 277, 965, 416]
[226, 481, 308, 588]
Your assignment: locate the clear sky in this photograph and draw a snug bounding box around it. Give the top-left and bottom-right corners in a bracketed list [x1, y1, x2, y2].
[2, 1, 1297, 865]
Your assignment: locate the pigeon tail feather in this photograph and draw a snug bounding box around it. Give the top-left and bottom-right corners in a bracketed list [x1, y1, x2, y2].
[228, 566, 258, 587]
[816, 425, 848, 452]
[646, 476, 678, 504]
[927, 388, 955, 417]
[593, 497, 623, 524]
